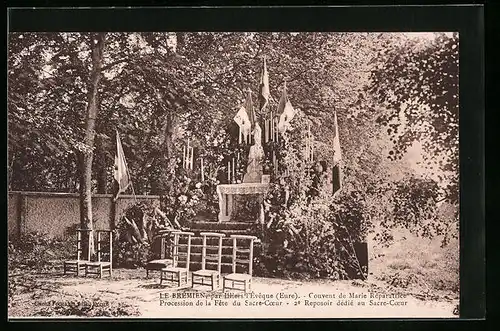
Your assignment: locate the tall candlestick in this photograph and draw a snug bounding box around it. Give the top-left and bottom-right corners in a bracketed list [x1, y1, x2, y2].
[268, 119, 271, 143]
[273, 151, 276, 175]
[190, 147, 194, 170]
[276, 120, 279, 143]
[275, 118, 279, 142]
[270, 115, 274, 142]
[183, 145, 186, 169]
[264, 119, 268, 143]
[201, 157, 205, 181]
[305, 131, 309, 161]
[238, 126, 242, 144]
[232, 157, 236, 184]
[187, 138, 191, 169]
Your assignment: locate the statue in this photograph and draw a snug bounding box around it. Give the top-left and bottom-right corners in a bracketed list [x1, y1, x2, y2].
[243, 122, 265, 183]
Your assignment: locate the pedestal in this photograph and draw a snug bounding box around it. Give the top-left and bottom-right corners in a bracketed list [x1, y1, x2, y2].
[216, 183, 269, 223]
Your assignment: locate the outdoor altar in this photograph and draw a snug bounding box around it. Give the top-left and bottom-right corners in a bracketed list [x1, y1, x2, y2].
[216, 121, 269, 223]
[216, 182, 268, 223]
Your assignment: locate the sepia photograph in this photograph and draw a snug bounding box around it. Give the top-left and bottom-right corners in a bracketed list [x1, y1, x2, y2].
[8, 31, 460, 318]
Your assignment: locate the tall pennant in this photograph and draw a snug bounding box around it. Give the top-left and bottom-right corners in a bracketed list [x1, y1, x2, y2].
[245, 90, 256, 129]
[114, 129, 131, 200]
[259, 56, 270, 112]
[332, 111, 343, 195]
[277, 81, 296, 133]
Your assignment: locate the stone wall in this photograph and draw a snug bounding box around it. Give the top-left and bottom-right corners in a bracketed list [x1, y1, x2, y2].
[7, 192, 161, 240]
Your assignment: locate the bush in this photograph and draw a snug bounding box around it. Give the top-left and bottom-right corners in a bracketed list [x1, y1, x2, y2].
[8, 231, 73, 272]
[257, 190, 369, 280]
[113, 203, 170, 268]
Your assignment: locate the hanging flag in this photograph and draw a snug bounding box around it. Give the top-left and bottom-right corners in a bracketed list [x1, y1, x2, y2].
[233, 105, 251, 144]
[114, 130, 131, 200]
[332, 111, 343, 195]
[278, 100, 296, 133]
[259, 56, 270, 112]
[276, 81, 287, 117]
[277, 81, 296, 133]
[245, 90, 256, 129]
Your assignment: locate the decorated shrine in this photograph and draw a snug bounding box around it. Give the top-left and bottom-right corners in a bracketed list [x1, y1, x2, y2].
[180, 56, 343, 227]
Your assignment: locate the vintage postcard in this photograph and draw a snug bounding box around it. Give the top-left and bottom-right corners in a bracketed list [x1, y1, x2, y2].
[8, 26, 464, 319]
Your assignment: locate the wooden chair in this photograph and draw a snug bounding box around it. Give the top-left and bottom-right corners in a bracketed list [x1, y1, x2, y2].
[192, 232, 225, 291]
[63, 229, 93, 276]
[223, 235, 257, 293]
[85, 230, 113, 278]
[145, 229, 180, 278]
[159, 231, 194, 287]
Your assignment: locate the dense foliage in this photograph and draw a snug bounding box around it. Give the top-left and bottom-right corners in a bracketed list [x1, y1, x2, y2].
[8, 32, 460, 282]
[255, 112, 369, 279]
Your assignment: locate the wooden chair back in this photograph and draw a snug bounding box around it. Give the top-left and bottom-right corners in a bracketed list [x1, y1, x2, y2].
[156, 229, 180, 259]
[171, 231, 194, 270]
[230, 235, 257, 276]
[76, 229, 93, 261]
[200, 232, 225, 274]
[94, 230, 113, 264]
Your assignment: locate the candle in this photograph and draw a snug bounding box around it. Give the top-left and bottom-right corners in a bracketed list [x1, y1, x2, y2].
[264, 119, 268, 143]
[183, 145, 186, 169]
[186, 138, 190, 169]
[201, 157, 205, 181]
[270, 114, 274, 142]
[232, 157, 236, 183]
[305, 132, 309, 161]
[276, 120, 279, 143]
[275, 118, 279, 142]
[227, 161, 231, 183]
[273, 151, 276, 174]
[190, 147, 194, 170]
[239, 126, 242, 144]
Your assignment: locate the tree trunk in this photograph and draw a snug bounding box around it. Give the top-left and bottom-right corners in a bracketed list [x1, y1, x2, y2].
[163, 113, 175, 161]
[95, 135, 108, 194]
[80, 33, 106, 254]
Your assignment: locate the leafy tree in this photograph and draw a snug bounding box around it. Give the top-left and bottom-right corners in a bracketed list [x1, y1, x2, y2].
[368, 33, 459, 205]
[8, 31, 457, 252]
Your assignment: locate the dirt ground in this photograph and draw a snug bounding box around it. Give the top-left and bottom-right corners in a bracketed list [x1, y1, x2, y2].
[8, 267, 458, 319]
